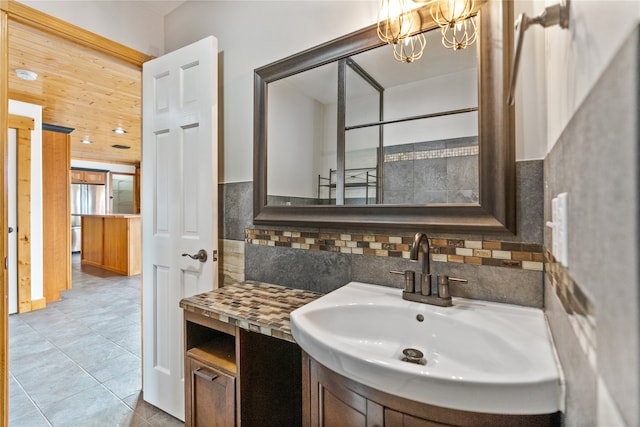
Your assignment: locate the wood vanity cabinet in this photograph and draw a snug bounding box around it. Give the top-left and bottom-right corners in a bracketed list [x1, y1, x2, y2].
[184, 310, 302, 427]
[302, 352, 561, 427]
[187, 356, 236, 427]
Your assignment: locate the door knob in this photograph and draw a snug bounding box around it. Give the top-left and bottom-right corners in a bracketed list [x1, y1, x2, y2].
[181, 249, 207, 263]
[8, 227, 13, 233]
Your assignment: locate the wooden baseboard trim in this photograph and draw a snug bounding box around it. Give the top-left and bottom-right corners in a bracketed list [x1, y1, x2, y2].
[30, 298, 46, 311]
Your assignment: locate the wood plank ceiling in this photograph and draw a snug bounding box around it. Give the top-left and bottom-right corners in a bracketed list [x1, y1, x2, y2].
[8, 20, 142, 165]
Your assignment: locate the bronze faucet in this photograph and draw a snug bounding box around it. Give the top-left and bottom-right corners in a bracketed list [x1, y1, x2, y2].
[392, 232, 468, 307]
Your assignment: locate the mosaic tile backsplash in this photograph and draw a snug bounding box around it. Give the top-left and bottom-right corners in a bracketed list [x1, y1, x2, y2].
[383, 145, 478, 162]
[246, 228, 544, 272]
[545, 249, 596, 370]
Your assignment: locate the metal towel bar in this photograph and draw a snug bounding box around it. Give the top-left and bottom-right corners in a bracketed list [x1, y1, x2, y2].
[506, 0, 570, 105]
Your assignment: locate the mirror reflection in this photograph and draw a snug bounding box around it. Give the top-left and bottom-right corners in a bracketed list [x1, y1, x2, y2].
[266, 27, 478, 207]
[111, 173, 135, 214]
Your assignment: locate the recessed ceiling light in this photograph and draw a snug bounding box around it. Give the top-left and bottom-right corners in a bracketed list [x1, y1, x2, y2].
[80, 138, 93, 144]
[112, 144, 131, 150]
[16, 69, 38, 81]
[112, 127, 127, 134]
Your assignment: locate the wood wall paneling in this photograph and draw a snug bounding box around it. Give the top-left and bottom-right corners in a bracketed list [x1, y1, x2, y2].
[9, 115, 35, 316]
[5, 0, 152, 66]
[1, 7, 9, 427]
[17, 124, 31, 313]
[42, 129, 71, 303]
[7, 13, 143, 165]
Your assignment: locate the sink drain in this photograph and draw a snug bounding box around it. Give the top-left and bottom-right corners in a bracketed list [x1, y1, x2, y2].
[401, 348, 426, 365]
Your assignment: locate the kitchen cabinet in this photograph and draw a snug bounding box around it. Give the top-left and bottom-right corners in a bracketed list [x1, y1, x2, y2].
[80, 215, 141, 275]
[302, 353, 561, 427]
[71, 169, 106, 184]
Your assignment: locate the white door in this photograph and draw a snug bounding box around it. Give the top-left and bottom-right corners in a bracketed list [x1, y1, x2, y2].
[142, 36, 219, 421]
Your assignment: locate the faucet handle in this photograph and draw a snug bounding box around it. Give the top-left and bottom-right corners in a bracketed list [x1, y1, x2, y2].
[390, 270, 415, 293]
[437, 275, 468, 299]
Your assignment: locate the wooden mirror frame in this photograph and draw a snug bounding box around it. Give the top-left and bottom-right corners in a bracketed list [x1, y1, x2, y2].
[254, 0, 514, 233]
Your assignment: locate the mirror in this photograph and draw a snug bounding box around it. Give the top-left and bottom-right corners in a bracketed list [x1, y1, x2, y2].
[267, 28, 478, 206]
[255, 1, 515, 233]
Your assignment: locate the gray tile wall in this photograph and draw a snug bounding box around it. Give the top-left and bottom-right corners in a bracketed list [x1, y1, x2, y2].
[222, 159, 545, 308]
[219, 181, 253, 241]
[543, 26, 639, 426]
[383, 137, 479, 204]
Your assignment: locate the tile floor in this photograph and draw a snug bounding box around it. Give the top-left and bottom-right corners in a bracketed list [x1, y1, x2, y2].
[9, 255, 184, 427]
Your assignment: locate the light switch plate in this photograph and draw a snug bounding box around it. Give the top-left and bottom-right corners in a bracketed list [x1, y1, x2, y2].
[546, 193, 569, 267]
[557, 192, 568, 267]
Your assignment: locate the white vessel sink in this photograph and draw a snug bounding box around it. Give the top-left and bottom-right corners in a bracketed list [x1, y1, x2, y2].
[290, 281, 563, 415]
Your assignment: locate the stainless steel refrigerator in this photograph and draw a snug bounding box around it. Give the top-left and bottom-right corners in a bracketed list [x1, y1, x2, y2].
[71, 183, 107, 252]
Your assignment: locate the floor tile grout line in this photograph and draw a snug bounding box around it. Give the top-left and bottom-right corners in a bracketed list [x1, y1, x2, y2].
[12, 299, 142, 380]
[9, 371, 54, 426]
[8, 257, 154, 426]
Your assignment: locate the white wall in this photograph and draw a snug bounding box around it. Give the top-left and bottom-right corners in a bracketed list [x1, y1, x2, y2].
[71, 159, 136, 174]
[268, 79, 325, 198]
[25, 0, 636, 183]
[545, 0, 640, 151]
[514, 0, 640, 155]
[512, 0, 548, 161]
[21, 0, 637, 178]
[383, 68, 478, 145]
[165, 1, 379, 184]
[18, 0, 165, 56]
[9, 100, 44, 303]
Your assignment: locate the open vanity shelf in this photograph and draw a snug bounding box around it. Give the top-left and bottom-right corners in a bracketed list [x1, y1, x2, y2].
[185, 319, 237, 375]
[184, 310, 303, 427]
[181, 281, 321, 427]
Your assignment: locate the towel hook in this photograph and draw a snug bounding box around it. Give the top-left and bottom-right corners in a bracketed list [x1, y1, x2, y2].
[506, 0, 570, 105]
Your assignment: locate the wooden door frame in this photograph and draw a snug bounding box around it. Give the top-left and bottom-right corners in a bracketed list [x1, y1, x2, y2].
[0, 2, 149, 424]
[8, 114, 37, 314]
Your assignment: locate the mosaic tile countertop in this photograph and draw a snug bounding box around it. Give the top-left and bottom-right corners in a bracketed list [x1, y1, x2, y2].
[180, 281, 322, 343]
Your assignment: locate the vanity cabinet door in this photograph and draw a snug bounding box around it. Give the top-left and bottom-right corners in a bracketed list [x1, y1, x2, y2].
[306, 354, 383, 427]
[302, 352, 561, 427]
[385, 409, 448, 427]
[186, 357, 235, 427]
